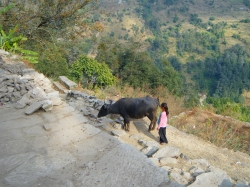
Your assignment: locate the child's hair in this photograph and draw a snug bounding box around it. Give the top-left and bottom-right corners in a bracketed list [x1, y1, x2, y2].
[161, 102, 169, 115]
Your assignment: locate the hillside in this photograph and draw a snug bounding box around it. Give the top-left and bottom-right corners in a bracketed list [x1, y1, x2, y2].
[91, 0, 250, 61]
[1, 0, 250, 109]
[74, 0, 250, 117]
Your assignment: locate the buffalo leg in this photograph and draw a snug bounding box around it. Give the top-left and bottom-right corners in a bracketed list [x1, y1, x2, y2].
[151, 116, 157, 130]
[127, 122, 130, 132]
[147, 113, 157, 131]
[123, 116, 130, 131]
[121, 112, 130, 131]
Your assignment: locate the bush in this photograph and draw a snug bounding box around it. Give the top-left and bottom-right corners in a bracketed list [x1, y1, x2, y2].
[209, 16, 215, 21]
[70, 55, 116, 88]
[173, 15, 179, 23]
[0, 25, 38, 63]
[190, 14, 202, 25]
[243, 0, 250, 8]
[34, 44, 69, 78]
[240, 18, 250, 23]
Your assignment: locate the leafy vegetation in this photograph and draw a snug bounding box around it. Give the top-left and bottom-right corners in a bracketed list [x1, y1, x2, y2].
[34, 43, 69, 77]
[96, 38, 183, 96]
[186, 44, 250, 102]
[0, 24, 38, 63]
[70, 55, 116, 89]
[206, 97, 250, 122]
[243, 0, 250, 8]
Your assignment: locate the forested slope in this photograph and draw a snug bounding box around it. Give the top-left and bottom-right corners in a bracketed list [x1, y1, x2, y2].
[1, 0, 250, 120]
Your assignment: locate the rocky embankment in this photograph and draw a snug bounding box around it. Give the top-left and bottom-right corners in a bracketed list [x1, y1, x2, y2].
[0, 50, 250, 187]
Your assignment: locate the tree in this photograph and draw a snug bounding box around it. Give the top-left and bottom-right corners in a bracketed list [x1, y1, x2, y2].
[243, 0, 250, 8]
[0, 1, 100, 77]
[147, 18, 160, 33]
[35, 45, 69, 77]
[186, 44, 250, 102]
[160, 59, 183, 96]
[190, 14, 202, 25]
[173, 15, 179, 23]
[70, 55, 116, 88]
[95, 37, 122, 75]
[164, 0, 177, 5]
[1, 0, 97, 41]
[167, 56, 182, 71]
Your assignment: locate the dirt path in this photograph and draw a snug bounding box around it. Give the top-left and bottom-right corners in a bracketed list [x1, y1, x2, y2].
[112, 117, 250, 183]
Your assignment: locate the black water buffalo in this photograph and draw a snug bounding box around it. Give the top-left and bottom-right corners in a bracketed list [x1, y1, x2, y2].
[97, 96, 159, 131]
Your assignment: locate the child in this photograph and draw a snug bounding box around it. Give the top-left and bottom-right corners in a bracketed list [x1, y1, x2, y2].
[157, 102, 169, 145]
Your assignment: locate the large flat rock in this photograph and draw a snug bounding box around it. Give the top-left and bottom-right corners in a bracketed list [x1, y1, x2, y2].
[0, 103, 169, 187]
[58, 76, 77, 90]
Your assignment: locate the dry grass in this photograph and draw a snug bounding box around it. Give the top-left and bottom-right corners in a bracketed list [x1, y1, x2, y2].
[22, 59, 35, 69]
[243, 90, 250, 106]
[171, 107, 250, 155]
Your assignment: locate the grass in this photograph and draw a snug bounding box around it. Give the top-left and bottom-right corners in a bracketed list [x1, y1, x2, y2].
[170, 107, 250, 155]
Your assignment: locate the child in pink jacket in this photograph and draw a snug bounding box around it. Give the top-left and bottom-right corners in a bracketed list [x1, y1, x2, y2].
[157, 102, 169, 145]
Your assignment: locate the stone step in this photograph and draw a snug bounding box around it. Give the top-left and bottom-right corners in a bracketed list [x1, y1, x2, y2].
[53, 81, 69, 94]
[58, 76, 77, 90]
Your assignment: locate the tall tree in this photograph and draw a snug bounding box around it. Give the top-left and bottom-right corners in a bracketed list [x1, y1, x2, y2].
[1, 0, 97, 40]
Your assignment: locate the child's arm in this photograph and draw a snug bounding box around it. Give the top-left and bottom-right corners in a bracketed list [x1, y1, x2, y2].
[157, 113, 162, 130]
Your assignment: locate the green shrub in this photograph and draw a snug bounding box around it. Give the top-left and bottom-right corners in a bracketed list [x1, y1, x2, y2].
[232, 33, 240, 39]
[206, 97, 250, 122]
[240, 18, 250, 23]
[70, 55, 116, 89]
[173, 15, 179, 23]
[0, 24, 38, 63]
[34, 44, 69, 78]
[209, 16, 215, 21]
[0, 3, 14, 14]
[243, 0, 250, 8]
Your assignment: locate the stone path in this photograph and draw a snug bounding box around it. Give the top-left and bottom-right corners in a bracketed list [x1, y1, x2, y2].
[0, 51, 172, 187]
[0, 102, 169, 187]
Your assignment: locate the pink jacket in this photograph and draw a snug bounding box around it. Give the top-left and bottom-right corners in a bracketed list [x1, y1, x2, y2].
[157, 111, 168, 128]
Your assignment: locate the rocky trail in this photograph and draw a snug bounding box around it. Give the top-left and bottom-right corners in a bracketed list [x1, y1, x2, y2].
[70, 95, 250, 186]
[0, 50, 250, 187]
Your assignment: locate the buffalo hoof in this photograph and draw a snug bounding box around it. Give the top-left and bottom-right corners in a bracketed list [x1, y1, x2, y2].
[148, 127, 154, 131]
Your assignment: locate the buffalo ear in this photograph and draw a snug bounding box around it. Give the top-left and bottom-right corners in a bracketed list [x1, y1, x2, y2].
[109, 99, 114, 104]
[105, 104, 111, 111]
[157, 97, 160, 106]
[104, 99, 110, 104]
[103, 104, 108, 109]
[103, 103, 111, 109]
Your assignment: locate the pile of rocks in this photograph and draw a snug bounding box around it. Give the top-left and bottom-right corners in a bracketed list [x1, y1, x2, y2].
[0, 73, 31, 103]
[131, 137, 236, 187]
[0, 53, 62, 114]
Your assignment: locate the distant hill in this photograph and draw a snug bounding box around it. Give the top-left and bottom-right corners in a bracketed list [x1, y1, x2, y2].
[90, 0, 250, 62]
[85, 0, 250, 108]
